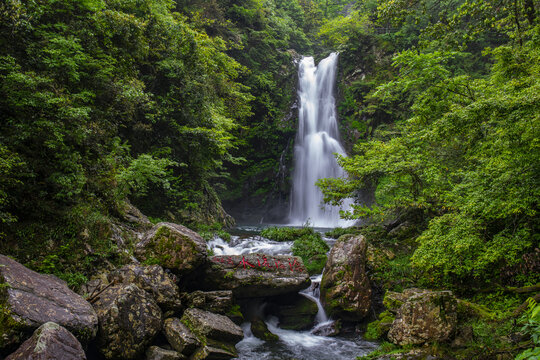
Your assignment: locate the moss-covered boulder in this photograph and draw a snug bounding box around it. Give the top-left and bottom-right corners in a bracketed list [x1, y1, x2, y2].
[135, 223, 207, 277]
[250, 318, 278, 341]
[108, 264, 181, 311]
[320, 235, 372, 321]
[388, 289, 458, 346]
[180, 308, 243, 360]
[181, 308, 243, 344]
[93, 284, 162, 359]
[5, 322, 86, 360]
[163, 318, 201, 356]
[203, 254, 310, 298]
[0, 255, 98, 352]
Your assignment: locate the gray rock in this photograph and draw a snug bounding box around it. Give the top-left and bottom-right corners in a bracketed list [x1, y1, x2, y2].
[203, 254, 310, 297]
[183, 290, 233, 314]
[388, 289, 458, 346]
[108, 264, 181, 310]
[190, 343, 237, 360]
[320, 235, 372, 321]
[6, 322, 86, 360]
[310, 320, 340, 337]
[135, 223, 207, 276]
[181, 308, 243, 344]
[163, 318, 200, 356]
[93, 284, 162, 359]
[0, 255, 98, 351]
[146, 346, 185, 360]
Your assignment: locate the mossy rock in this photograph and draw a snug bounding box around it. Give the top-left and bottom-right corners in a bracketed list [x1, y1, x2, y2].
[364, 310, 395, 340]
[135, 222, 207, 277]
[250, 318, 278, 341]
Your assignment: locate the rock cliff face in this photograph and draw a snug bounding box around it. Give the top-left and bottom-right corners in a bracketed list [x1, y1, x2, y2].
[203, 254, 311, 297]
[0, 255, 98, 351]
[320, 235, 372, 321]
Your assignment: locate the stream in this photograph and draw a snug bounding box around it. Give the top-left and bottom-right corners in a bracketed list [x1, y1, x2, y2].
[207, 229, 377, 360]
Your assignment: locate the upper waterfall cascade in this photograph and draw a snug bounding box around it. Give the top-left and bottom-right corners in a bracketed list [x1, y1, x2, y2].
[289, 53, 353, 228]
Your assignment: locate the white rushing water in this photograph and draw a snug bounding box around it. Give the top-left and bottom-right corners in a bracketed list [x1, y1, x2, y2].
[207, 234, 377, 360]
[289, 53, 354, 228]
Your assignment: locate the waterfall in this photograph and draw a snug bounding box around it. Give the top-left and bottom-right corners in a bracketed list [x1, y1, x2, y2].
[289, 53, 353, 228]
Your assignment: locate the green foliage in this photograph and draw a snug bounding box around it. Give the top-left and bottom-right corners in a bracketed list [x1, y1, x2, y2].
[516, 298, 540, 360]
[324, 226, 361, 238]
[260, 226, 329, 273]
[197, 223, 232, 242]
[319, 23, 540, 288]
[117, 154, 178, 198]
[364, 310, 395, 340]
[290, 231, 329, 275]
[261, 226, 317, 242]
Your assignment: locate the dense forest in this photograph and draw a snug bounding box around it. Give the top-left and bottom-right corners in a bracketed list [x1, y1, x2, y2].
[0, 0, 538, 359]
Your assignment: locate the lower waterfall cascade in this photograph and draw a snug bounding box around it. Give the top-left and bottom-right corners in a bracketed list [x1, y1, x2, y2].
[208, 231, 377, 360]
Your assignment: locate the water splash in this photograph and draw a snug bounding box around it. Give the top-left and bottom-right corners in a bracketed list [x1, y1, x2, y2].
[289, 53, 354, 228]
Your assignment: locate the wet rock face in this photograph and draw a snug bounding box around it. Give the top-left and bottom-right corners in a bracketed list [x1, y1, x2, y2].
[320, 235, 372, 321]
[388, 289, 458, 346]
[135, 222, 207, 276]
[203, 254, 310, 298]
[267, 294, 318, 331]
[6, 322, 86, 360]
[163, 318, 201, 356]
[183, 290, 233, 315]
[93, 284, 162, 359]
[108, 264, 182, 310]
[0, 255, 98, 350]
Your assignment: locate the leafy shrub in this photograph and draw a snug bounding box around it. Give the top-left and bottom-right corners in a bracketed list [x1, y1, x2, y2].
[196, 223, 232, 242]
[324, 226, 360, 239]
[411, 213, 533, 287]
[260, 226, 317, 242]
[516, 298, 540, 360]
[364, 310, 395, 340]
[291, 232, 330, 275]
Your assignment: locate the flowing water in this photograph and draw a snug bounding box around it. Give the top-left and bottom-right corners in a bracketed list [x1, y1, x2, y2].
[207, 232, 377, 360]
[289, 53, 354, 228]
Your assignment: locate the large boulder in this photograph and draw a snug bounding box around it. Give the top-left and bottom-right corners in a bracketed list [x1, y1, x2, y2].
[93, 284, 162, 359]
[0, 255, 98, 351]
[108, 264, 182, 311]
[6, 322, 86, 360]
[163, 318, 201, 356]
[181, 308, 243, 344]
[180, 308, 243, 360]
[320, 235, 372, 321]
[135, 223, 207, 276]
[250, 318, 278, 341]
[203, 254, 310, 297]
[388, 289, 458, 346]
